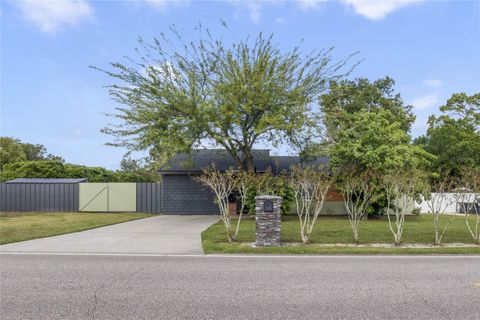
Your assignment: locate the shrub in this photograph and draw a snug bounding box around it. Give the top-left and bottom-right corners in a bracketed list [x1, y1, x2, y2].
[245, 171, 294, 215]
[0, 160, 158, 182]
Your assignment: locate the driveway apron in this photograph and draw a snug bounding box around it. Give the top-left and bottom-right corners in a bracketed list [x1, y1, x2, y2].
[0, 215, 219, 255]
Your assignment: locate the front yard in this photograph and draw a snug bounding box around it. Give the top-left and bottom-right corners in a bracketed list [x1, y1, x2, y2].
[0, 212, 152, 245]
[202, 215, 480, 254]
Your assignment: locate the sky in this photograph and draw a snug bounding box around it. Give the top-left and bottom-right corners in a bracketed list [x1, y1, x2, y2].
[1, 0, 479, 169]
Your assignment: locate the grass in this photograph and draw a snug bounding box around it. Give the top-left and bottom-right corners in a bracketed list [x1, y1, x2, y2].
[0, 212, 153, 245]
[202, 215, 480, 254]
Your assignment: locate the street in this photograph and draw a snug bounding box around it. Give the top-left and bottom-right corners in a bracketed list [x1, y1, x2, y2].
[1, 254, 479, 320]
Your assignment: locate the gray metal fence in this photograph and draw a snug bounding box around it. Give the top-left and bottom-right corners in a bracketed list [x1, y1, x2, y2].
[0, 183, 79, 212]
[0, 180, 219, 215]
[136, 183, 162, 214]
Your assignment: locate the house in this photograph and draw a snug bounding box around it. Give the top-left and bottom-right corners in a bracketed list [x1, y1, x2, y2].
[158, 149, 346, 215]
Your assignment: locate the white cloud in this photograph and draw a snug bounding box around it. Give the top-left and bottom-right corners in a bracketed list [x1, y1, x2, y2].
[422, 79, 442, 87]
[16, 0, 94, 34]
[411, 115, 429, 137]
[342, 0, 424, 21]
[230, 0, 263, 24]
[275, 16, 285, 24]
[246, 1, 262, 23]
[410, 93, 438, 110]
[142, 0, 190, 11]
[298, 0, 327, 11]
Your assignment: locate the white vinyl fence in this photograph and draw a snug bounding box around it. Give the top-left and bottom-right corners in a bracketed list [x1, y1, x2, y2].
[418, 193, 479, 214]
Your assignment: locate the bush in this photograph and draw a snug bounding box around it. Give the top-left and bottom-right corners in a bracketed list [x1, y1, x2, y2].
[0, 160, 158, 182]
[245, 172, 294, 215]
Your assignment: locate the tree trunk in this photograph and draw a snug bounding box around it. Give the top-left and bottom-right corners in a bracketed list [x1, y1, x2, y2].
[242, 149, 255, 173]
[225, 146, 255, 172]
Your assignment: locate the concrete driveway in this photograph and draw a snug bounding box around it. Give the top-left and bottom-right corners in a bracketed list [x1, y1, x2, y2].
[0, 215, 219, 255]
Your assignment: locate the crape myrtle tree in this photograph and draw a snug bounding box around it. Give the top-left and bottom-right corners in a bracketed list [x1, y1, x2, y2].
[231, 171, 254, 241]
[455, 167, 480, 244]
[331, 109, 432, 243]
[383, 169, 428, 245]
[94, 24, 357, 171]
[196, 168, 254, 243]
[290, 164, 333, 244]
[196, 168, 236, 243]
[423, 175, 455, 245]
[338, 167, 375, 244]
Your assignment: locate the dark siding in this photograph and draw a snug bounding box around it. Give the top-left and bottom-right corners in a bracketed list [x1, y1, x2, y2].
[1, 180, 218, 215]
[136, 183, 163, 214]
[161, 175, 219, 215]
[0, 183, 79, 212]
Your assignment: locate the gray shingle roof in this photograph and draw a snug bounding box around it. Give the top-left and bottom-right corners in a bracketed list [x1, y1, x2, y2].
[158, 149, 270, 173]
[158, 149, 329, 174]
[5, 178, 87, 184]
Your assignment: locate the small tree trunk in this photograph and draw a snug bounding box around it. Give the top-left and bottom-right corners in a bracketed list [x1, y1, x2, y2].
[352, 228, 359, 244]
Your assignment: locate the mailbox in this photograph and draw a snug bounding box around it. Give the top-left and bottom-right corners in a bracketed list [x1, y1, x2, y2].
[264, 199, 273, 212]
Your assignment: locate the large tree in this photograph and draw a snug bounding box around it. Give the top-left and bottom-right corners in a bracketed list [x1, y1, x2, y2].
[415, 92, 480, 177]
[331, 109, 432, 240]
[320, 77, 415, 144]
[0, 137, 26, 170]
[95, 25, 357, 171]
[0, 137, 63, 170]
[311, 77, 423, 216]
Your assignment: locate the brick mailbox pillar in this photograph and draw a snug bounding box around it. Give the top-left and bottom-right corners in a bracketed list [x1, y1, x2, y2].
[255, 195, 282, 247]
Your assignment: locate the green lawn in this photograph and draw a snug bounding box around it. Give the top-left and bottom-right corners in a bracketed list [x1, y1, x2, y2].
[202, 215, 480, 254]
[0, 212, 153, 245]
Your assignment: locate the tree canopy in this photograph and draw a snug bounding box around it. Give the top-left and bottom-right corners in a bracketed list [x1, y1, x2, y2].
[95, 25, 357, 171]
[331, 109, 430, 175]
[330, 109, 432, 216]
[0, 137, 63, 170]
[316, 78, 431, 216]
[322, 77, 414, 136]
[415, 92, 480, 177]
[0, 160, 157, 183]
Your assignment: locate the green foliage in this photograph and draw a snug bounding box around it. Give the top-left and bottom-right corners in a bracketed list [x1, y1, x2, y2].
[0, 137, 26, 170]
[245, 172, 294, 215]
[119, 157, 160, 182]
[0, 161, 157, 182]
[319, 77, 415, 148]
[331, 110, 432, 174]
[312, 78, 431, 216]
[94, 24, 357, 170]
[415, 92, 480, 178]
[0, 137, 63, 170]
[330, 110, 433, 217]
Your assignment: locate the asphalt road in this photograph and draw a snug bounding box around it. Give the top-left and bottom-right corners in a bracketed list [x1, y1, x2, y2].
[1, 254, 479, 320]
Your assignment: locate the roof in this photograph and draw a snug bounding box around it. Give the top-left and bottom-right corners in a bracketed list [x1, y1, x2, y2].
[5, 178, 87, 184]
[158, 149, 329, 174]
[158, 149, 270, 173]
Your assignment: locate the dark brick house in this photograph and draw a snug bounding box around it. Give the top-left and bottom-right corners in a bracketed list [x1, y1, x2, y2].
[157, 149, 345, 215]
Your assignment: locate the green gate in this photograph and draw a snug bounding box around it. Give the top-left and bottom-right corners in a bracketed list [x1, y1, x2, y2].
[79, 183, 136, 212]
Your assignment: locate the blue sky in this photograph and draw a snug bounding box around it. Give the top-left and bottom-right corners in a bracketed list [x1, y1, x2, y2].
[1, 0, 479, 169]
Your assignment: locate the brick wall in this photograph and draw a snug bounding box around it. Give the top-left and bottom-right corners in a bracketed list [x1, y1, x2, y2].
[162, 175, 220, 215]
